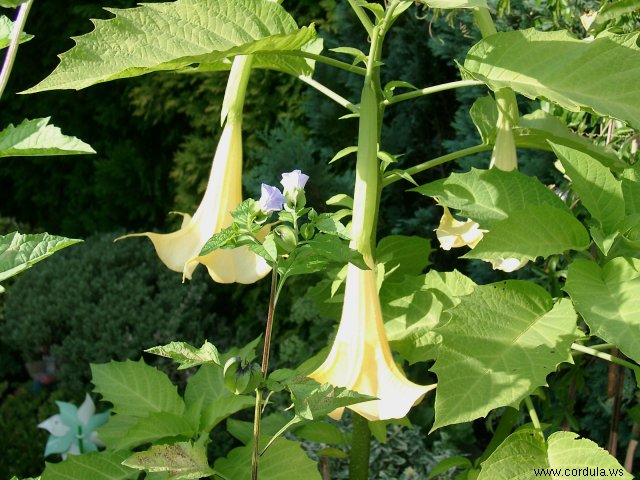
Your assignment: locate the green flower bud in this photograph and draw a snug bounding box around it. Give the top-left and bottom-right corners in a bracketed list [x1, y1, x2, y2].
[300, 222, 315, 241]
[223, 356, 262, 394]
[274, 225, 298, 253]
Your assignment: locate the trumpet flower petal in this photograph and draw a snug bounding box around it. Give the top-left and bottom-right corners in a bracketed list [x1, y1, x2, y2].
[309, 264, 435, 421]
[121, 120, 271, 284]
[436, 206, 486, 250]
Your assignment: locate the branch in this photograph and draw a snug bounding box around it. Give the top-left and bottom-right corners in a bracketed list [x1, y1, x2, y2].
[382, 79, 485, 106]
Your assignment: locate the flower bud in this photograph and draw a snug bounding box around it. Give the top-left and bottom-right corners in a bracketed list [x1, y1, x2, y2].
[274, 225, 298, 253]
[223, 357, 262, 394]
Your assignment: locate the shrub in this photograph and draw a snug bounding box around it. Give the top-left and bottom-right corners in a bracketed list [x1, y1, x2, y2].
[1, 232, 226, 397]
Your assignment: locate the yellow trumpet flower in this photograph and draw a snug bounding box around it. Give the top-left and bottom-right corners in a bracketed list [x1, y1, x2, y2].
[436, 206, 486, 251]
[118, 56, 271, 284]
[309, 263, 436, 421]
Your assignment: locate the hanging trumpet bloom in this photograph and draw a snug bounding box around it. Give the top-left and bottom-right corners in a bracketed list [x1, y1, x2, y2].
[309, 81, 434, 421]
[309, 264, 435, 421]
[117, 56, 270, 284]
[435, 88, 527, 272]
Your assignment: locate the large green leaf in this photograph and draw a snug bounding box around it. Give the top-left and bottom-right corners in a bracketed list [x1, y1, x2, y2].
[381, 270, 476, 364]
[463, 29, 640, 130]
[565, 257, 640, 364]
[551, 142, 625, 235]
[0, 15, 33, 50]
[622, 162, 640, 215]
[123, 442, 215, 479]
[431, 281, 579, 430]
[0, 118, 95, 157]
[464, 205, 590, 263]
[184, 363, 253, 432]
[583, 0, 640, 34]
[478, 429, 632, 480]
[91, 360, 185, 417]
[516, 110, 625, 171]
[25, 0, 316, 93]
[412, 168, 568, 228]
[41, 451, 137, 480]
[376, 235, 432, 279]
[112, 412, 196, 450]
[214, 438, 321, 480]
[0, 0, 24, 7]
[0, 232, 81, 283]
[417, 0, 488, 8]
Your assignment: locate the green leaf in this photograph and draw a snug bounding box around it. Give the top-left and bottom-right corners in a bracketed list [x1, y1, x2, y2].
[515, 110, 625, 171]
[329, 146, 358, 164]
[413, 168, 568, 228]
[214, 438, 322, 480]
[227, 413, 292, 444]
[122, 442, 215, 479]
[464, 29, 640, 130]
[565, 257, 640, 364]
[198, 227, 239, 256]
[146, 340, 221, 369]
[469, 95, 498, 144]
[294, 421, 345, 445]
[184, 363, 253, 431]
[464, 205, 590, 263]
[326, 194, 353, 209]
[25, 0, 316, 93]
[376, 235, 432, 278]
[583, 0, 640, 33]
[416, 0, 488, 8]
[0, 15, 33, 50]
[551, 142, 625, 234]
[41, 451, 137, 480]
[0, 232, 81, 283]
[0, 0, 25, 7]
[286, 376, 375, 420]
[622, 162, 640, 215]
[113, 412, 197, 450]
[91, 360, 184, 417]
[96, 415, 138, 449]
[428, 456, 473, 479]
[432, 281, 580, 430]
[0, 118, 95, 157]
[478, 428, 632, 480]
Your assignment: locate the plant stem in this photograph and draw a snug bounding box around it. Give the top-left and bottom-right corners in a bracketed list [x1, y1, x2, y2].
[0, 0, 33, 102]
[524, 396, 542, 433]
[349, 413, 371, 480]
[281, 50, 367, 76]
[382, 144, 493, 187]
[477, 407, 519, 464]
[251, 260, 279, 480]
[382, 79, 484, 106]
[299, 75, 359, 113]
[571, 343, 640, 375]
[347, 0, 374, 36]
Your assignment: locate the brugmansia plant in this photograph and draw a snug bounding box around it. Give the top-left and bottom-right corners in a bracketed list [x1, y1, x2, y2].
[9, 0, 640, 479]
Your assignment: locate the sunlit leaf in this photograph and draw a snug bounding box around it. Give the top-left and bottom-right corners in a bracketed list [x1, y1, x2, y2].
[146, 340, 221, 369]
[0, 232, 81, 283]
[91, 360, 184, 417]
[41, 451, 137, 480]
[123, 442, 215, 479]
[565, 257, 640, 364]
[25, 0, 316, 93]
[0, 118, 95, 157]
[0, 15, 33, 50]
[478, 429, 632, 480]
[432, 281, 580, 429]
[464, 29, 640, 129]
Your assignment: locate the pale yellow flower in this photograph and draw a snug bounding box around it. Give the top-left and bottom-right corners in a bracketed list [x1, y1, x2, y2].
[436, 206, 486, 250]
[119, 119, 271, 284]
[309, 263, 435, 421]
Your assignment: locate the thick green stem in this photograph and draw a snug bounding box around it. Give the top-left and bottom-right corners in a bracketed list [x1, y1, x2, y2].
[0, 0, 33, 101]
[349, 413, 372, 480]
[383, 144, 493, 187]
[222, 55, 253, 126]
[524, 397, 542, 433]
[382, 79, 484, 106]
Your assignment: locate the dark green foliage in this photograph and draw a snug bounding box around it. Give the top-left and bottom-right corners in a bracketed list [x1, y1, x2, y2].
[1, 232, 227, 397]
[0, 382, 60, 479]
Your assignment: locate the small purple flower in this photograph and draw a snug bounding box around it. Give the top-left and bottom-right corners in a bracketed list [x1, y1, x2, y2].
[259, 184, 286, 213]
[280, 170, 309, 195]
